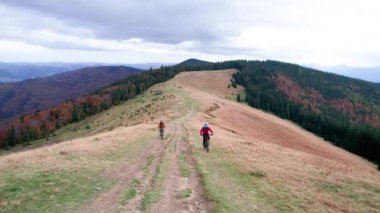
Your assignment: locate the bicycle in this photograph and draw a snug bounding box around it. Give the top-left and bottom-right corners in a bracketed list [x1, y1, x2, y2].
[159, 128, 164, 140]
[203, 134, 212, 152]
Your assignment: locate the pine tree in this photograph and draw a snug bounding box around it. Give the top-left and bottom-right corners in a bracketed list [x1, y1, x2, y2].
[7, 126, 17, 147]
[72, 105, 79, 122]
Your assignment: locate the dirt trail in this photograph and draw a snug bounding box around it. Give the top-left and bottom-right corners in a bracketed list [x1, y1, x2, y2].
[148, 120, 213, 213]
[75, 116, 212, 213]
[74, 132, 174, 213]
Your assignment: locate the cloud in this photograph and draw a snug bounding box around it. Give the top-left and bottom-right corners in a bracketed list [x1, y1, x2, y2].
[0, 0, 379, 67]
[0, 0, 240, 43]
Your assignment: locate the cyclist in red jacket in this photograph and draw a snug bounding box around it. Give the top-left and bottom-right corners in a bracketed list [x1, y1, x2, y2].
[200, 123, 213, 151]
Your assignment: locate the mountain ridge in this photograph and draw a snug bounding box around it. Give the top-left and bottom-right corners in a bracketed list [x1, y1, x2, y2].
[0, 65, 142, 123]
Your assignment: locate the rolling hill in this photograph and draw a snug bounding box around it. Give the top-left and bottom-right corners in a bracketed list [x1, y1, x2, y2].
[0, 66, 142, 123]
[177, 58, 211, 66]
[0, 69, 378, 212]
[1, 59, 379, 165]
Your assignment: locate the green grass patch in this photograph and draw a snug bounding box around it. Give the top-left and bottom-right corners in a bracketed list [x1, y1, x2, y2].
[172, 87, 200, 116]
[0, 170, 113, 213]
[131, 178, 141, 187]
[169, 138, 176, 153]
[177, 188, 192, 199]
[179, 151, 190, 177]
[317, 180, 380, 211]
[120, 188, 137, 205]
[0, 149, 6, 156]
[144, 154, 155, 170]
[227, 90, 246, 103]
[85, 124, 91, 130]
[140, 192, 159, 210]
[318, 182, 341, 193]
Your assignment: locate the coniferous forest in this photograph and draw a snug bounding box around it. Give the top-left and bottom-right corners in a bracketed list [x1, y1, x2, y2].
[231, 60, 380, 165]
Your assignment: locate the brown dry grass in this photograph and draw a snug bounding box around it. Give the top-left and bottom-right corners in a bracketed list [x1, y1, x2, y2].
[175, 69, 243, 98]
[175, 70, 380, 212]
[0, 125, 153, 173]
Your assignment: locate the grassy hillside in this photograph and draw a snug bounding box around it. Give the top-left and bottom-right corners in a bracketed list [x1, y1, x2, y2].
[1, 59, 379, 166]
[0, 82, 178, 212]
[177, 71, 379, 212]
[1, 70, 379, 213]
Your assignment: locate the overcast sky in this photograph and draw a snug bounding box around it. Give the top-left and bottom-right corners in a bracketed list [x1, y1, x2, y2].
[0, 0, 379, 67]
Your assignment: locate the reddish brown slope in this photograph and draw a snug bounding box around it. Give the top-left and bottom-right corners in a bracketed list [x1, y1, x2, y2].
[176, 70, 379, 211]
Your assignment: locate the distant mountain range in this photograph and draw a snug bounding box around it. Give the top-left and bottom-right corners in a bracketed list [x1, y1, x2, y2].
[0, 62, 93, 82]
[1, 61, 378, 83]
[0, 66, 142, 123]
[308, 65, 380, 83]
[0, 62, 173, 83]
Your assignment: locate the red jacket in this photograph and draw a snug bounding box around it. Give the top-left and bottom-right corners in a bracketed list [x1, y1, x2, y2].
[200, 127, 213, 136]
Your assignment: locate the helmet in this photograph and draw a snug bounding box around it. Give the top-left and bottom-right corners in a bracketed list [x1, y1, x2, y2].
[204, 123, 208, 127]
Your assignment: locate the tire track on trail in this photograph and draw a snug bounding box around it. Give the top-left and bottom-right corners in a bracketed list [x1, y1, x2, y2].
[146, 122, 184, 212]
[74, 130, 175, 213]
[182, 123, 214, 213]
[122, 124, 177, 212]
[146, 120, 214, 213]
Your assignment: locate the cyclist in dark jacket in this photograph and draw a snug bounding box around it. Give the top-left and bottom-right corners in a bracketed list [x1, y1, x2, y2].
[158, 121, 165, 139]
